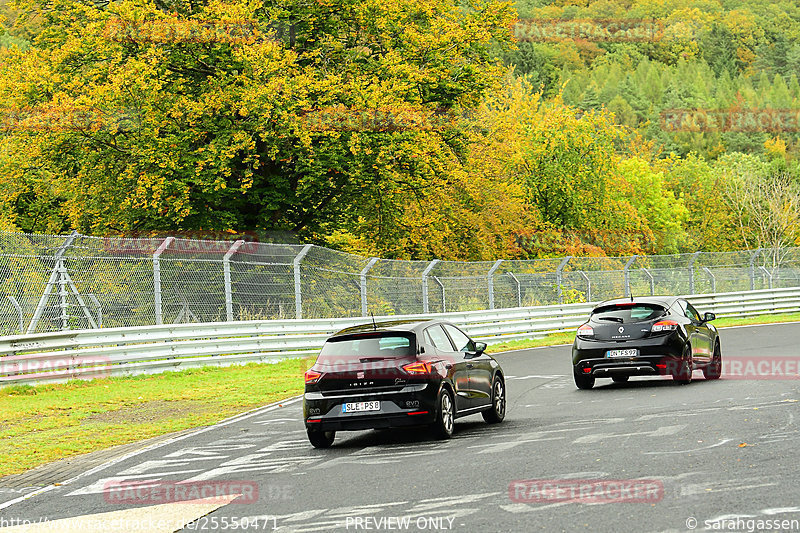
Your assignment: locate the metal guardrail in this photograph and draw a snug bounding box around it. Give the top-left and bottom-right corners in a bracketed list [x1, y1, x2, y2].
[1, 287, 799, 387]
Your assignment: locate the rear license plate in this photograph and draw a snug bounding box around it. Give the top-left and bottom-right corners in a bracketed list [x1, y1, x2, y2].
[606, 349, 638, 358]
[342, 401, 380, 413]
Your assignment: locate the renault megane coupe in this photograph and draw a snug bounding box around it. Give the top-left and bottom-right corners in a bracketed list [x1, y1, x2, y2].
[572, 297, 722, 389]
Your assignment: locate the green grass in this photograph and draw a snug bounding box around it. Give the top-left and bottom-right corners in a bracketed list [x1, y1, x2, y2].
[485, 311, 800, 354]
[0, 359, 308, 477]
[2, 311, 799, 478]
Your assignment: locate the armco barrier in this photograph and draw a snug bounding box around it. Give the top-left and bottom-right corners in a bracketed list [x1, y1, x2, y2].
[1, 287, 799, 387]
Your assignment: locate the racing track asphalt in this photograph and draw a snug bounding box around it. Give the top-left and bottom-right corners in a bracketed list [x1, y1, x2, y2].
[1, 322, 799, 532]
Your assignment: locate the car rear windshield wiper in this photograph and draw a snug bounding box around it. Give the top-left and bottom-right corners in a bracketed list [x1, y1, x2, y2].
[597, 316, 624, 323]
[359, 357, 389, 362]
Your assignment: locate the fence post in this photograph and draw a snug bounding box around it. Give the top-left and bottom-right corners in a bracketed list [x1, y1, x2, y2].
[624, 256, 637, 297]
[293, 244, 313, 319]
[578, 271, 591, 302]
[487, 260, 503, 310]
[556, 256, 571, 304]
[223, 240, 246, 322]
[421, 259, 440, 314]
[27, 231, 79, 334]
[153, 237, 174, 326]
[749, 248, 762, 291]
[58, 262, 69, 330]
[508, 272, 522, 308]
[360, 257, 379, 317]
[688, 251, 701, 294]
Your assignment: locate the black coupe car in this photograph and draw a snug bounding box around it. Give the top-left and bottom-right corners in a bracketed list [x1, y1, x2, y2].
[303, 319, 506, 448]
[572, 297, 722, 389]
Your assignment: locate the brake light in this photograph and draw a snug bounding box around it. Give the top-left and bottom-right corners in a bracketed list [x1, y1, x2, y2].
[402, 361, 432, 375]
[651, 320, 678, 333]
[304, 370, 322, 384]
[577, 324, 594, 338]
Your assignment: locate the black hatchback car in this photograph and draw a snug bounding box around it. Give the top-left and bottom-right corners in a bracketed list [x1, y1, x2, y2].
[572, 297, 722, 389]
[303, 319, 506, 448]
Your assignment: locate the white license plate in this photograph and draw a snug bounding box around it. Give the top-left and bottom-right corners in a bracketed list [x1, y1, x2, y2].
[342, 401, 381, 413]
[606, 349, 638, 358]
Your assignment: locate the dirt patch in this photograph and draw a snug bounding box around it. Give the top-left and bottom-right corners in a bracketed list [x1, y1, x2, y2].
[82, 400, 217, 425]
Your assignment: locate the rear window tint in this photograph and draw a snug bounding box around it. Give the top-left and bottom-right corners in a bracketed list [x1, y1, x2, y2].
[591, 304, 665, 323]
[318, 334, 414, 361]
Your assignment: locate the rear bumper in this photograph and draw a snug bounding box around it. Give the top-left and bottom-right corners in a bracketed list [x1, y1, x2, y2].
[304, 382, 438, 431]
[572, 334, 684, 377]
[306, 412, 436, 431]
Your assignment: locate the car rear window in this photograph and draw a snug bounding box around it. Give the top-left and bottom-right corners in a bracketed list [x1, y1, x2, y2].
[317, 334, 414, 361]
[591, 304, 665, 323]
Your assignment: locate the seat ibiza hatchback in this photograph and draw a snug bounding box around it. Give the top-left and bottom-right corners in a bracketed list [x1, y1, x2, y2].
[303, 319, 506, 448]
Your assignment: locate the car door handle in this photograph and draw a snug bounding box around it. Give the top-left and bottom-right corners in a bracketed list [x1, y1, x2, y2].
[466, 364, 474, 369]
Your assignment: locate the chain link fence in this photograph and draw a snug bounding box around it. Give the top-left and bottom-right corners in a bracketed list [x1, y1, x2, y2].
[1, 231, 799, 335]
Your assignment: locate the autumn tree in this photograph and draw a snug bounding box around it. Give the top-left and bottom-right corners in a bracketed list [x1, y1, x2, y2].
[0, 0, 516, 245]
[718, 154, 800, 267]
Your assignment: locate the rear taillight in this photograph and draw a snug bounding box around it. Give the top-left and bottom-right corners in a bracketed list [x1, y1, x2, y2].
[304, 370, 322, 384]
[577, 324, 594, 338]
[402, 362, 432, 375]
[651, 320, 678, 333]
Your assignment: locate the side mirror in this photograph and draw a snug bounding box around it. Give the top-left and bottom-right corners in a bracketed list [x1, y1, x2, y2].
[703, 312, 716, 323]
[474, 342, 488, 355]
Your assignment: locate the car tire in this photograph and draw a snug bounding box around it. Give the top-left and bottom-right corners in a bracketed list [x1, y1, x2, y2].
[307, 429, 335, 449]
[574, 369, 595, 390]
[611, 375, 629, 383]
[703, 342, 722, 380]
[431, 388, 455, 439]
[482, 375, 506, 424]
[673, 344, 693, 384]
